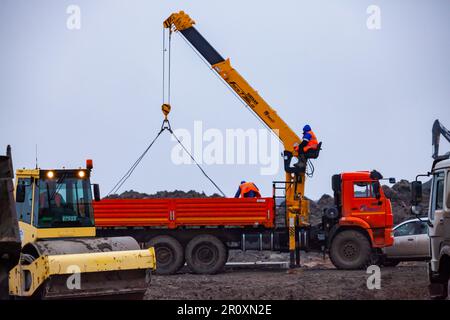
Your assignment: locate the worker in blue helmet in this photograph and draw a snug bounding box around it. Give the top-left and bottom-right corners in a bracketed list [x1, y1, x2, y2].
[294, 125, 319, 154]
[284, 124, 321, 173]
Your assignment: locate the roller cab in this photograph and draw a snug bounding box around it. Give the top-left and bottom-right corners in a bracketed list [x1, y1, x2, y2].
[11, 163, 155, 299]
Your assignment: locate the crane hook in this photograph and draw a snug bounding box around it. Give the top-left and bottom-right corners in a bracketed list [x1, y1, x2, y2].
[162, 103, 171, 120]
[161, 104, 172, 131]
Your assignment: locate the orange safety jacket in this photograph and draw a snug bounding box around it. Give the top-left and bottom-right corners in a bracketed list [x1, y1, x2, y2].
[303, 130, 319, 152]
[239, 182, 261, 198]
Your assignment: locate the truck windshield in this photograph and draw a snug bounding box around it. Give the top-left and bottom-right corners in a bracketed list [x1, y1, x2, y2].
[35, 177, 94, 228]
[430, 171, 445, 221]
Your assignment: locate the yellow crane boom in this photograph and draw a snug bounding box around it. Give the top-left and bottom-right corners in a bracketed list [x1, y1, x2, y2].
[163, 11, 318, 267]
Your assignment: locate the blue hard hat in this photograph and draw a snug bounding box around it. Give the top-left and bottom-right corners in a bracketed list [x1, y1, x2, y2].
[240, 181, 246, 184]
[303, 124, 311, 132]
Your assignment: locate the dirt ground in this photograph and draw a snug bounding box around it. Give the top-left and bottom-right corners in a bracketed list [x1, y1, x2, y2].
[145, 252, 430, 300]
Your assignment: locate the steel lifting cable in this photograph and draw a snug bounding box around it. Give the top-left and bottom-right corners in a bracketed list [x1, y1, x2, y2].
[168, 127, 226, 197]
[162, 28, 172, 106]
[107, 127, 166, 196]
[107, 120, 226, 197]
[163, 28, 225, 197]
[108, 29, 226, 197]
[162, 28, 166, 104]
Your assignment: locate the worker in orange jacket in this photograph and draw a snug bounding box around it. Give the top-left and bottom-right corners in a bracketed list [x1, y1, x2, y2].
[283, 125, 320, 174]
[234, 181, 261, 198]
[294, 125, 319, 156]
[294, 124, 319, 164]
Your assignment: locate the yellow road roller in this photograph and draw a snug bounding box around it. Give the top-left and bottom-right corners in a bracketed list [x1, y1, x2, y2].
[1, 146, 155, 299]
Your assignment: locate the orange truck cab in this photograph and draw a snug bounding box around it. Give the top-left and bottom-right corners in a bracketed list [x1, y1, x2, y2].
[314, 170, 394, 268]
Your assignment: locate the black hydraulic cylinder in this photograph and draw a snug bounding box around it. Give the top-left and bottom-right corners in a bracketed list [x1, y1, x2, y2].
[180, 27, 225, 66]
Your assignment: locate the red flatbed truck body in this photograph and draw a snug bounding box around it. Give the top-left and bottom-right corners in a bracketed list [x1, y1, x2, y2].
[94, 197, 275, 229]
[93, 171, 394, 274]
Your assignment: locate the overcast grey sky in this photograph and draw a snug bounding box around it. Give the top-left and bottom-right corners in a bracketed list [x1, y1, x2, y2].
[1, 0, 449, 199]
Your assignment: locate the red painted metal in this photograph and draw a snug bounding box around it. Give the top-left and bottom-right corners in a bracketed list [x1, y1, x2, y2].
[339, 171, 394, 247]
[94, 197, 275, 229]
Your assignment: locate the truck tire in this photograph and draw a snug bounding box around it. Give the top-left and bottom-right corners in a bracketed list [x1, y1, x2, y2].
[185, 235, 227, 274]
[329, 230, 371, 270]
[429, 280, 449, 300]
[148, 236, 184, 275]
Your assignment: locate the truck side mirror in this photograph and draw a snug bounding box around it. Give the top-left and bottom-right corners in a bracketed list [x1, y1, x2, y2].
[16, 184, 25, 203]
[389, 178, 396, 184]
[331, 174, 341, 193]
[411, 181, 422, 206]
[93, 184, 101, 202]
[331, 174, 342, 207]
[373, 183, 381, 199]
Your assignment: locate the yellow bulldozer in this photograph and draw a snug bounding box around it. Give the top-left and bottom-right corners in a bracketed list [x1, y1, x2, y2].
[0, 145, 155, 299]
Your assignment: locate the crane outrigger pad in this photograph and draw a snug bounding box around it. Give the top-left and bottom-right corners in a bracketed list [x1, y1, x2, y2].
[9, 237, 155, 299]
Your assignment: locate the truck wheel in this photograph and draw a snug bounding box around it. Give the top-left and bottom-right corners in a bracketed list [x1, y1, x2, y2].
[329, 230, 371, 270]
[185, 235, 227, 274]
[429, 281, 449, 300]
[148, 236, 184, 275]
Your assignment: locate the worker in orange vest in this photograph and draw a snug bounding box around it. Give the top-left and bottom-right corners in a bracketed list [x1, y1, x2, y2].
[234, 181, 261, 198]
[294, 124, 319, 159]
[283, 125, 320, 174]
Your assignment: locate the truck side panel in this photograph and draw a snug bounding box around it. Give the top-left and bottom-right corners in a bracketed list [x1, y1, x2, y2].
[94, 197, 275, 229]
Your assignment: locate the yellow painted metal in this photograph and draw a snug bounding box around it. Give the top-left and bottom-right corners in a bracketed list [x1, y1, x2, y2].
[11, 168, 157, 298]
[9, 247, 156, 297]
[36, 226, 96, 239]
[210, 59, 309, 227]
[19, 221, 96, 245]
[163, 11, 195, 31]
[15, 169, 40, 179]
[162, 103, 171, 120]
[211, 59, 301, 151]
[17, 222, 35, 247]
[15, 168, 96, 242]
[163, 11, 313, 256]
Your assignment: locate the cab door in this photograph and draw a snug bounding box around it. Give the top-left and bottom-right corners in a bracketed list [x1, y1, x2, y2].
[350, 181, 386, 228]
[15, 178, 33, 225]
[414, 221, 430, 258]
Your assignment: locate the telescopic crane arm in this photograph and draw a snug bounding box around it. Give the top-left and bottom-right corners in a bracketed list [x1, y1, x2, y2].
[432, 119, 450, 159]
[163, 12, 301, 150]
[164, 11, 314, 266]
